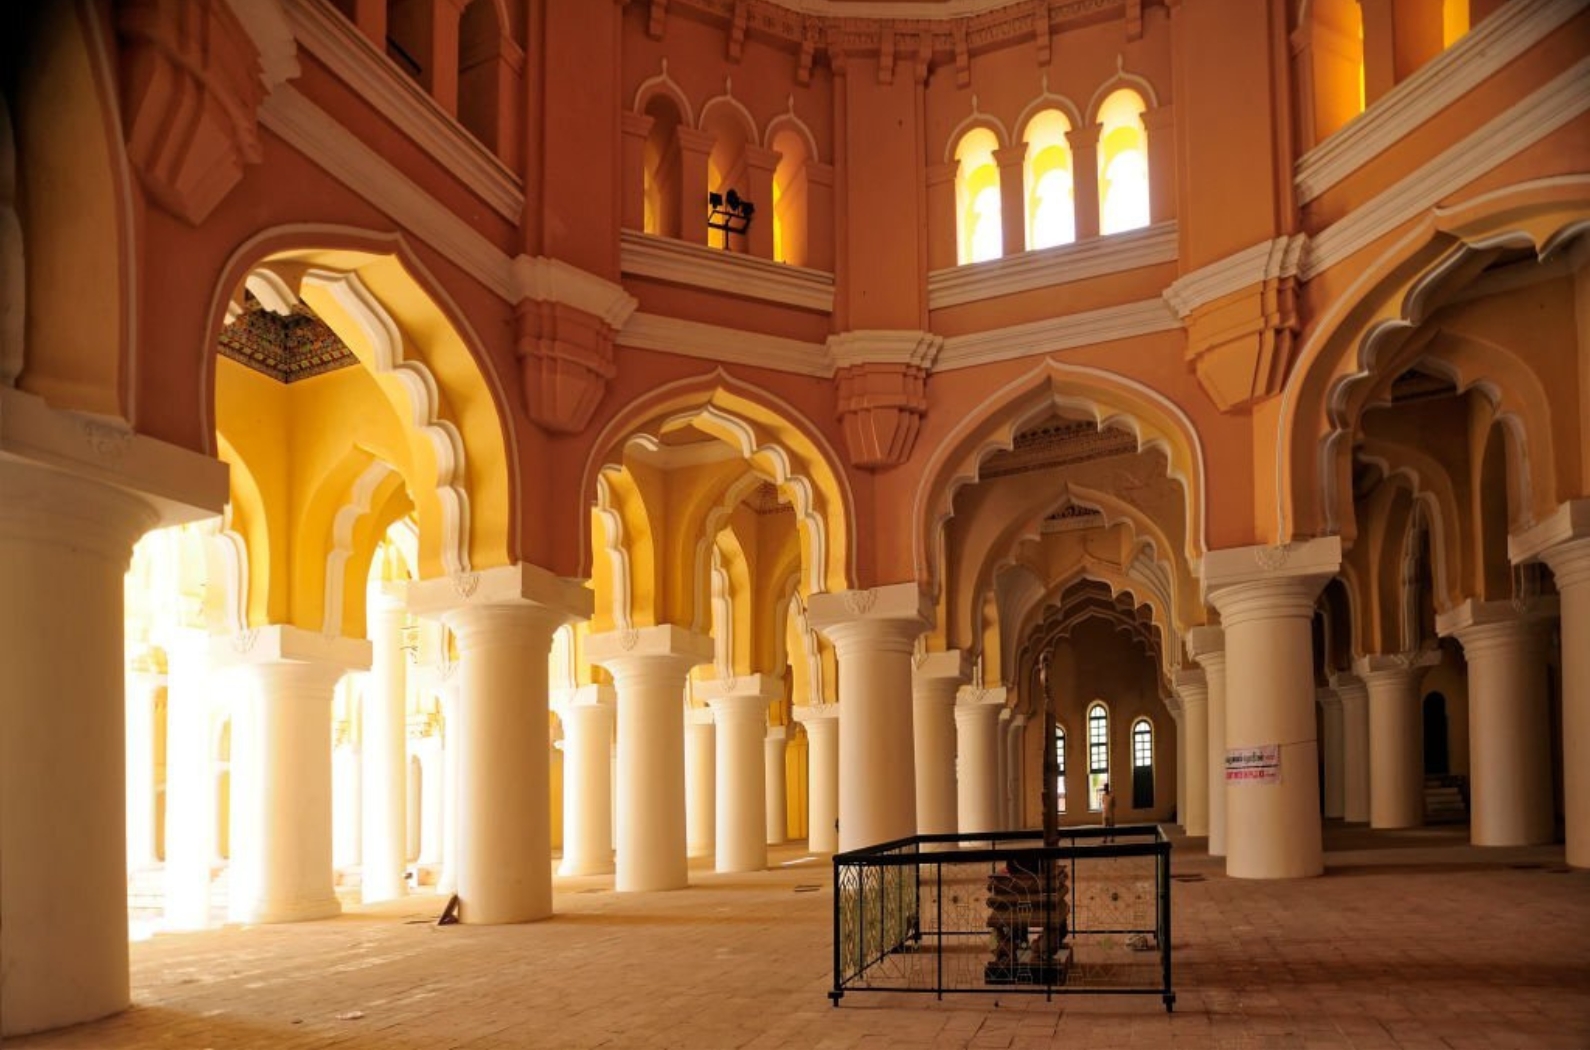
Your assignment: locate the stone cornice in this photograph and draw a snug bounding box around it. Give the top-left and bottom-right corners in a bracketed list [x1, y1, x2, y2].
[827, 329, 943, 371]
[928, 222, 1177, 310]
[936, 298, 1179, 370]
[515, 256, 637, 330]
[286, 0, 524, 222]
[617, 312, 830, 376]
[1295, 0, 1587, 206]
[1508, 499, 1590, 564]
[1164, 234, 1306, 319]
[620, 231, 836, 312]
[1302, 55, 1590, 281]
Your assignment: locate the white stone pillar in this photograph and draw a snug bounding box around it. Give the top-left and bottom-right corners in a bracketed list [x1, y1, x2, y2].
[410, 565, 591, 923]
[911, 650, 966, 836]
[162, 627, 218, 930]
[1004, 711, 1026, 829]
[1318, 686, 1345, 820]
[1331, 672, 1371, 823]
[436, 671, 461, 895]
[331, 731, 362, 871]
[1187, 626, 1228, 856]
[555, 685, 615, 876]
[1514, 504, 1590, 867]
[1205, 539, 1338, 879]
[0, 459, 166, 1037]
[1165, 695, 1185, 830]
[954, 689, 1004, 836]
[809, 585, 933, 852]
[1173, 669, 1209, 837]
[1441, 598, 1557, 847]
[704, 677, 777, 873]
[1355, 654, 1427, 828]
[793, 704, 839, 853]
[125, 665, 164, 872]
[765, 723, 790, 846]
[415, 728, 445, 868]
[684, 706, 715, 859]
[589, 626, 713, 892]
[219, 626, 370, 924]
[361, 592, 409, 902]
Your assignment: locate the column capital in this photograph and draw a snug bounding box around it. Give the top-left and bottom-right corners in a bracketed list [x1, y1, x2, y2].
[1508, 498, 1590, 567]
[1316, 685, 1341, 710]
[766, 722, 791, 743]
[1202, 536, 1341, 624]
[1185, 624, 1225, 662]
[792, 703, 839, 730]
[586, 623, 713, 678]
[1542, 536, 1590, 591]
[406, 563, 593, 625]
[1437, 597, 1558, 653]
[742, 143, 782, 173]
[695, 672, 783, 704]
[552, 682, 615, 716]
[912, 648, 971, 684]
[992, 144, 1028, 169]
[685, 703, 715, 726]
[1328, 670, 1368, 701]
[210, 624, 371, 675]
[953, 698, 1004, 728]
[1164, 694, 1184, 718]
[1065, 123, 1102, 150]
[808, 582, 932, 655]
[676, 125, 717, 155]
[707, 691, 771, 724]
[1173, 666, 1208, 705]
[955, 684, 1008, 708]
[1352, 648, 1440, 683]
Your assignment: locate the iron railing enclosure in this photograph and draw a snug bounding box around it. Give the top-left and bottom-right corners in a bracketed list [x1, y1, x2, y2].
[830, 825, 1174, 1012]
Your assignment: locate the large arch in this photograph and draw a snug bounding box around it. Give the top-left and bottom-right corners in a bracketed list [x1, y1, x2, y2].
[913, 360, 1208, 598]
[1275, 180, 1590, 544]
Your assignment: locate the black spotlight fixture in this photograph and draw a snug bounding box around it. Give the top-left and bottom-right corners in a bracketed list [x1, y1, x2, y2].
[707, 188, 755, 249]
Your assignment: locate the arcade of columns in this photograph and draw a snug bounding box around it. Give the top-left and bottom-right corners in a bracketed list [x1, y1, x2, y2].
[2, 0, 1586, 1038]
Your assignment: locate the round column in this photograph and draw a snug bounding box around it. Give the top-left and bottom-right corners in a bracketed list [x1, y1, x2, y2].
[443, 603, 565, 922]
[1453, 616, 1555, 846]
[954, 700, 1002, 836]
[1357, 659, 1425, 828]
[765, 726, 789, 846]
[557, 694, 615, 876]
[163, 627, 216, 930]
[684, 708, 715, 859]
[1004, 713, 1026, 829]
[1188, 627, 1228, 857]
[415, 730, 445, 868]
[591, 627, 712, 892]
[708, 692, 768, 873]
[1208, 576, 1328, 879]
[826, 623, 923, 852]
[1319, 687, 1345, 820]
[1543, 539, 1590, 867]
[226, 639, 361, 925]
[361, 596, 408, 902]
[911, 670, 960, 836]
[795, 706, 839, 853]
[124, 665, 163, 871]
[436, 675, 460, 896]
[0, 462, 155, 1035]
[1174, 670, 1210, 838]
[1333, 674, 1371, 823]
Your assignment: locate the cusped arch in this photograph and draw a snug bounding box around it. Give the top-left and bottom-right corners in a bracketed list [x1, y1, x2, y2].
[914, 360, 1207, 597]
[1275, 180, 1590, 543]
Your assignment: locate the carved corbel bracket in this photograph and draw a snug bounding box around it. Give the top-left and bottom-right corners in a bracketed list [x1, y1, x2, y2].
[118, 0, 265, 225]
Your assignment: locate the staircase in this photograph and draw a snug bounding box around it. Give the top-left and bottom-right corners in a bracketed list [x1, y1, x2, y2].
[1423, 775, 1469, 825]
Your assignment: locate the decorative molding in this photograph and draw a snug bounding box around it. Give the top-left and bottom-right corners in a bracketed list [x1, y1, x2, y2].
[1303, 55, 1590, 280]
[620, 231, 835, 311]
[285, 0, 524, 221]
[617, 312, 830, 376]
[1295, 0, 1588, 205]
[81, 419, 135, 461]
[451, 571, 480, 601]
[515, 256, 636, 330]
[827, 329, 943, 370]
[936, 298, 1178, 371]
[1164, 234, 1306, 318]
[928, 222, 1177, 309]
[259, 84, 517, 300]
[842, 589, 877, 616]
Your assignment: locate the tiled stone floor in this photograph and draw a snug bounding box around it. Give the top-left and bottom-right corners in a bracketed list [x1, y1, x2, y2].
[14, 825, 1590, 1050]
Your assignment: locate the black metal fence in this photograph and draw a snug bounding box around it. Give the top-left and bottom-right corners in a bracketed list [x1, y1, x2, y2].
[830, 825, 1174, 1011]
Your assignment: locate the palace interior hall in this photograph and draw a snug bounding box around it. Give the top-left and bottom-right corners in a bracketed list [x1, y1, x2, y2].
[1, 0, 1588, 1047]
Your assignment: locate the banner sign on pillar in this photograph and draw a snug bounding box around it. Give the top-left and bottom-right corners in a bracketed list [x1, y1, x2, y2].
[1226, 744, 1280, 784]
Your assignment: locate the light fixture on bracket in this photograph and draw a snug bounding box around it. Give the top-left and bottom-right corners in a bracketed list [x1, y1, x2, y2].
[707, 189, 755, 249]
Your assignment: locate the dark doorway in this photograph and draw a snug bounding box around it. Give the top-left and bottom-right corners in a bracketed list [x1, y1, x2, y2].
[1423, 692, 1449, 775]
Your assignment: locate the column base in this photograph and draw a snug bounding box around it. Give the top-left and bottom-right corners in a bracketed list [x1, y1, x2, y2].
[557, 856, 615, 877]
[233, 895, 343, 925]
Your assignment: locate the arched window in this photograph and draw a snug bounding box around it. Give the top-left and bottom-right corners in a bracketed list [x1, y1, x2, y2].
[770, 127, 811, 266]
[954, 127, 1002, 265]
[1087, 702, 1109, 812]
[1055, 724, 1068, 813]
[703, 101, 756, 252]
[1023, 109, 1075, 250]
[1131, 717, 1154, 810]
[642, 95, 684, 238]
[1096, 89, 1150, 236]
